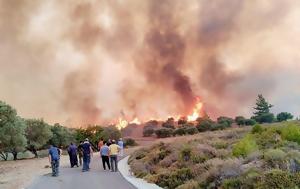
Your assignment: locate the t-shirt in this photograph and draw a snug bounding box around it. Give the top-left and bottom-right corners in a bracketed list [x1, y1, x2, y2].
[100, 145, 109, 156]
[49, 146, 60, 161]
[109, 144, 119, 155]
[118, 140, 124, 149]
[82, 142, 91, 155]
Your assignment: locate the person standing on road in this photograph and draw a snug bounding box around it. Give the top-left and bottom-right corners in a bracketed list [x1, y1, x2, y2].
[118, 138, 124, 157]
[98, 138, 104, 151]
[78, 141, 83, 166]
[48, 145, 60, 177]
[100, 142, 110, 170]
[67, 142, 79, 168]
[82, 138, 93, 172]
[109, 140, 120, 172]
[107, 139, 112, 146]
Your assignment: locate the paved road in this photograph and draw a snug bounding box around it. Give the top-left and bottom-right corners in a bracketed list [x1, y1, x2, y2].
[27, 155, 136, 189]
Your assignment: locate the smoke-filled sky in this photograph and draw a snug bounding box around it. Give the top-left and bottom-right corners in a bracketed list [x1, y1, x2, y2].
[0, 0, 299, 126]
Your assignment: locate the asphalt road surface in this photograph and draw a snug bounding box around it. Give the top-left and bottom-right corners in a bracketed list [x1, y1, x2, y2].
[27, 155, 136, 189]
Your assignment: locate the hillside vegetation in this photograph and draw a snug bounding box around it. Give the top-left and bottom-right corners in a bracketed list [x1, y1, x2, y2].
[129, 121, 300, 189]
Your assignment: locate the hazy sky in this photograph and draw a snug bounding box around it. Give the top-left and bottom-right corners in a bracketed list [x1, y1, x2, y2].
[0, 0, 299, 126]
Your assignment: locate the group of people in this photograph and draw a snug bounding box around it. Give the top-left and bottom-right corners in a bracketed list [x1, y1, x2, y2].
[48, 138, 124, 177]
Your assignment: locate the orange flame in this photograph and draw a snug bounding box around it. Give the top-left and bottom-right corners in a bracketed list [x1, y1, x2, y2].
[116, 118, 128, 130]
[115, 117, 141, 130]
[187, 100, 203, 122]
[130, 117, 141, 124]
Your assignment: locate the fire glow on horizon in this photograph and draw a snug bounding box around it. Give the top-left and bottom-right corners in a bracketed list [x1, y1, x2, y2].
[115, 98, 204, 130]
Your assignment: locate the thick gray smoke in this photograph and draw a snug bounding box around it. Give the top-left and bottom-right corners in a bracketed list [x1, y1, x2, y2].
[0, 0, 299, 126]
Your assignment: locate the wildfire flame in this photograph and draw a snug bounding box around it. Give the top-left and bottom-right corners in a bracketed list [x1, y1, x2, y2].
[115, 99, 203, 130]
[187, 100, 203, 122]
[115, 117, 141, 130]
[116, 118, 128, 130]
[130, 117, 141, 124]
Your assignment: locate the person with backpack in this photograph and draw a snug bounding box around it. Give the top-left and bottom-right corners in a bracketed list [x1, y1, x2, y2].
[48, 145, 60, 177]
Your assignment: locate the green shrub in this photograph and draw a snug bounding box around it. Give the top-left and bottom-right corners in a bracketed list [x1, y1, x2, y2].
[176, 180, 199, 189]
[143, 128, 154, 137]
[162, 118, 176, 129]
[254, 127, 282, 149]
[196, 118, 214, 132]
[222, 178, 242, 189]
[251, 124, 263, 134]
[240, 168, 261, 189]
[264, 149, 286, 168]
[235, 116, 246, 126]
[180, 145, 192, 161]
[253, 113, 275, 124]
[257, 169, 295, 189]
[184, 127, 198, 135]
[217, 116, 234, 127]
[292, 172, 300, 186]
[211, 123, 227, 131]
[277, 112, 293, 122]
[173, 128, 186, 136]
[245, 119, 256, 126]
[155, 168, 193, 189]
[191, 154, 208, 164]
[155, 128, 173, 138]
[213, 141, 228, 149]
[233, 134, 258, 157]
[280, 123, 300, 144]
[124, 138, 137, 146]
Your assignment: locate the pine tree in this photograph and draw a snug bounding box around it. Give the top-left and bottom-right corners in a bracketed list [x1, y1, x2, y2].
[252, 94, 274, 123]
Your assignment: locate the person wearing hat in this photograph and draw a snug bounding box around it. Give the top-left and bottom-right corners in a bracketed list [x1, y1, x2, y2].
[109, 140, 121, 172]
[82, 138, 93, 172]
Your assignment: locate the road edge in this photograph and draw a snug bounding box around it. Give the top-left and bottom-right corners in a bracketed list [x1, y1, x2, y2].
[118, 156, 162, 189]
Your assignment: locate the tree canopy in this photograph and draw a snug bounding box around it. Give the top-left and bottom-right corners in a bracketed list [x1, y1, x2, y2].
[25, 119, 53, 157]
[252, 94, 274, 123]
[277, 112, 293, 122]
[49, 123, 75, 147]
[0, 101, 27, 160]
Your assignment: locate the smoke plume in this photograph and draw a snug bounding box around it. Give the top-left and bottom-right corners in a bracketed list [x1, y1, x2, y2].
[0, 0, 299, 125]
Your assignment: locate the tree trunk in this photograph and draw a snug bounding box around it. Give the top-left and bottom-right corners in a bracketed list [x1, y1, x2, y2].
[27, 145, 38, 158]
[12, 150, 18, 160]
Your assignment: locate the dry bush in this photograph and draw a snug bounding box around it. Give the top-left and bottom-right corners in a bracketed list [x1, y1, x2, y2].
[159, 152, 178, 167]
[191, 163, 207, 177]
[130, 161, 150, 178]
[216, 148, 232, 159]
[196, 158, 243, 187]
[195, 144, 217, 158]
[175, 180, 199, 189]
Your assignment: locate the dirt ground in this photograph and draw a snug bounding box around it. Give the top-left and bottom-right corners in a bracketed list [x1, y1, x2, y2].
[0, 155, 69, 189]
